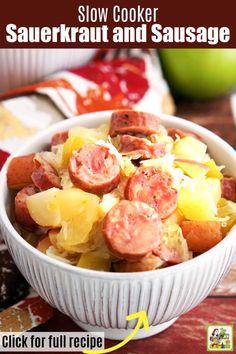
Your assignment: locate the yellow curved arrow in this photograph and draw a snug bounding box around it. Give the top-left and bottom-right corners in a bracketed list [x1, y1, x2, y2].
[83, 311, 149, 354]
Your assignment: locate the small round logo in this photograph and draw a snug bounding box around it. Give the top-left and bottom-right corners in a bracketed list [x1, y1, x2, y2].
[207, 325, 234, 352]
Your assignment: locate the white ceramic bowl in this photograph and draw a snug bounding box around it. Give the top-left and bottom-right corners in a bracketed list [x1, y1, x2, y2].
[0, 111, 235, 340]
[0, 49, 97, 92]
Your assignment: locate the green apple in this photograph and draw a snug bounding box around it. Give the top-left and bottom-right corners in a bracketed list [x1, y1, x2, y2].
[158, 49, 236, 99]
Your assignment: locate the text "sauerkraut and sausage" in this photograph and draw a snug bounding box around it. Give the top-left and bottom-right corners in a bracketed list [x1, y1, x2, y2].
[6, 5, 230, 45]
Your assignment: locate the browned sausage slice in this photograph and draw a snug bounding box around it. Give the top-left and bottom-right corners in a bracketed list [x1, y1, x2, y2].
[69, 144, 120, 194]
[221, 176, 236, 202]
[51, 131, 68, 147]
[125, 167, 177, 219]
[110, 110, 160, 137]
[181, 220, 222, 253]
[103, 200, 163, 261]
[119, 135, 166, 160]
[15, 185, 39, 230]
[31, 160, 61, 191]
[7, 154, 36, 190]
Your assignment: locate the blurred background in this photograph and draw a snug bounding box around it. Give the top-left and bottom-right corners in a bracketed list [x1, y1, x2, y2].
[158, 48, 236, 148]
[0, 48, 236, 151]
[1, 48, 236, 97]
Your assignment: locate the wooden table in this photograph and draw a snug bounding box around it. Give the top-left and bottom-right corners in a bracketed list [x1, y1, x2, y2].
[35, 95, 236, 354]
[177, 95, 236, 149]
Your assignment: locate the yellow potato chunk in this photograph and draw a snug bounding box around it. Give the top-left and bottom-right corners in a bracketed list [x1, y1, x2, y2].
[205, 177, 221, 204]
[49, 228, 93, 254]
[57, 214, 96, 247]
[175, 159, 209, 178]
[173, 136, 207, 162]
[27, 187, 99, 234]
[27, 188, 61, 227]
[205, 159, 223, 179]
[77, 251, 111, 271]
[56, 194, 100, 250]
[62, 136, 87, 167]
[178, 179, 217, 221]
[56, 188, 100, 221]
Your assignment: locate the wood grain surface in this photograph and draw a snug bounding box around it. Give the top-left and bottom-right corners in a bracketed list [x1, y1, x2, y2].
[176, 95, 236, 148]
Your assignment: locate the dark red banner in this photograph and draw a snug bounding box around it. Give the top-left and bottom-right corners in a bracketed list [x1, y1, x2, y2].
[0, 0, 235, 48]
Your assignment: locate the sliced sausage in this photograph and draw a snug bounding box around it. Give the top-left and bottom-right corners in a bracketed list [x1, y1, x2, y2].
[31, 160, 61, 191]
[113, 254, 165, 272]
[68, 144, 120, 194]
[110, 110, 160, 137]
[181, 220, 222, 253]
[7, 153, 36, 190]
[103, 200, 163, 261]
[51, 131, 68, 147]
[15, 185, 39, 230]
[125, 167, 178, 219]
[119, 134, 166, 160]
[221, 176, 236, 202]
[168, 128, 201, 141]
